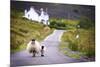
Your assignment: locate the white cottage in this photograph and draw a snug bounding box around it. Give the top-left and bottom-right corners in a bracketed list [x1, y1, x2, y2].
[23, 6, 50, 25]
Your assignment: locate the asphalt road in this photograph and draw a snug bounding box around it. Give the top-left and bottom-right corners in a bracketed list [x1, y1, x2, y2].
[11, 30, 83, 67]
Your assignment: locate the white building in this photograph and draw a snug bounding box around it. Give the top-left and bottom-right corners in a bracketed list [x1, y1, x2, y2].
[23, 6, 50, 25]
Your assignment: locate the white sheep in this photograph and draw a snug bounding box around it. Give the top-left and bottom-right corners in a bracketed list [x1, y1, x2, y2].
[26, 39, 46, 57]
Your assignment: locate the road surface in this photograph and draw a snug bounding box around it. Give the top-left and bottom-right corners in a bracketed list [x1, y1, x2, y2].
[11, 30, 83, 67]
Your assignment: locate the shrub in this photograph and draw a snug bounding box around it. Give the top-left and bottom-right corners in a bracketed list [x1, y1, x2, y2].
[79, 16, 95, 29]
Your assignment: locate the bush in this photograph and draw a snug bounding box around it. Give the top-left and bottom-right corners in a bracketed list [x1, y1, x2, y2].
[79, 16, 95, 29]
[49, 18, 80, 30]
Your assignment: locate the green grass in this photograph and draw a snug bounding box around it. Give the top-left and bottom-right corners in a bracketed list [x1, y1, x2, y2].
[78, 29, 95, 57]
[59, 17, 95, 59]
[11, 10, 54, 53]
[59, 42, 83, 59]
[49, 18, 79, 30]
[59, 28, 95, 59]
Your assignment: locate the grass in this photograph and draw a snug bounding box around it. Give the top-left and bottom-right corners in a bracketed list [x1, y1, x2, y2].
[11, 44, 26, 53]
[59, 42, 83, 59]
[59, 17, 95, 59]
[11, 10, 54, 53]
[78, 28, 95, 57]
[49, 18, 79, 30]
[60, 28, 95, 59]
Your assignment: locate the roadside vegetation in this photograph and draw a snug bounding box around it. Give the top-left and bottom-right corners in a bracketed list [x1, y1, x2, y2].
[11, 9, 54, 53]
[59, 17, 95, 60]
[49, 18, 79, 30]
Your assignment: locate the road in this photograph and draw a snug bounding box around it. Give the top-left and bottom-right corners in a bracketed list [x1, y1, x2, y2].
[11, 30, 83, 67]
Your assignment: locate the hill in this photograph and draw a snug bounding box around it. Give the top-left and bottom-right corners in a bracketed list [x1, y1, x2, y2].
[11, 10, 53, 52]
[11, 1, 95, 20]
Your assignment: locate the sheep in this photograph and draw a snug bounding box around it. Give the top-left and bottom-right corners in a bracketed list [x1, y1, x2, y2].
[26, 39, 46, 57]
[41, 45, 47, 57]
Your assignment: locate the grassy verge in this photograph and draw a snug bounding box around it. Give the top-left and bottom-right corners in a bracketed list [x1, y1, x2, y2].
[59, 41, 83, 59]
[59, 16, 95, 59]
[59, 28, 95, 59]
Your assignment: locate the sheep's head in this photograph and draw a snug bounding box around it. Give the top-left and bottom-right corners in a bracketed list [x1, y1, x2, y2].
[32, 39, 35, 41]
[31, 39, 35, 44]
[41, 46, 44, 49]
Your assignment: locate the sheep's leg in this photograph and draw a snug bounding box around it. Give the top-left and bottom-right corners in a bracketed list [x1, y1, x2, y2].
[41, 49, 44, 57]
[32, 50, 36, 57]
